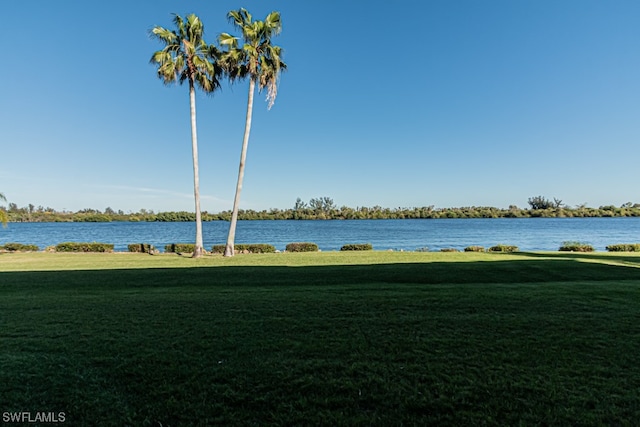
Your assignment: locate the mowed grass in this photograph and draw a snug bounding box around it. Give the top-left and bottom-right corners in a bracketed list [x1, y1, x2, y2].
[1, 251, 640, 426]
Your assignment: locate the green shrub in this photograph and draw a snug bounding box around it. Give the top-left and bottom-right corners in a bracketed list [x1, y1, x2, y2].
[76, 214, 112, 222]
[606, 243, 640, 252]
[488, 244, 519, 253]
[55, 242, 114, 253]
[340, 243, 373, 251]
[464, 246, 485, 252]
[211, 244, 276, 254]
[286, 242, 319, 253]
[243, 244, 275, 253]
[164, 243, 196, 253]
[559, 241, 595, 252]
[440, 248, 460, 252]
[156, 211, 196, 222]
[128, 243, 156, 254]
[1, 242, 39, 252]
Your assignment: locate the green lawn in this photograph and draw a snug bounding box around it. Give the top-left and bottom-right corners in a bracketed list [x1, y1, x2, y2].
[1, 251, 640, 426]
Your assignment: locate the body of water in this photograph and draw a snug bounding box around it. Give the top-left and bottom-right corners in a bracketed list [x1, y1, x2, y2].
[1, 218, 639, 252]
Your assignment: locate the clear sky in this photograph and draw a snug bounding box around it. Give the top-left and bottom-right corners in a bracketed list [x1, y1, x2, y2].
[1, 0, 639, 213]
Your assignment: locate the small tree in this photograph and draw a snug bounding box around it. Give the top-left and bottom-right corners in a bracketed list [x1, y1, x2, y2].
[0, 193, 7, 227]
[309, 196, 335, 214]
[293, 197, 307, 211]
[528, 196, 554, 210]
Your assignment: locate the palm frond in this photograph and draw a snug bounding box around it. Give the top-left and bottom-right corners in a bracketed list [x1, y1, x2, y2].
[264, 11, 282, 34]
[228, 8, 252, 30]
[219, 32, 238, 49]
[150, 50, 178, 84]
[150, 13, 223, 94]
[223, 8, 286, 107]
[192, 56, 213, 75]
[186, 14, 201, 30]
[243, 44, 258, 58]
[173, 14, 186, 40]
[245, 22, 260, 42]
[150, 50, 170, 64]
[150, 27, 177, 45]
[186, 14, 204, 43]
[208, 43, 222, 59]
[220, 49, 249, 82]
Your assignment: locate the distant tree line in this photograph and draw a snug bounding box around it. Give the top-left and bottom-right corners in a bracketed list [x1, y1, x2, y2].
[2, 196, 640, 223]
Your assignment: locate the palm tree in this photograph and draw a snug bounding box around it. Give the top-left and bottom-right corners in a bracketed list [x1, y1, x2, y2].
[220, 8, 287, 257]
[0, 193, 7, 227]
[150, 14, 222, 257]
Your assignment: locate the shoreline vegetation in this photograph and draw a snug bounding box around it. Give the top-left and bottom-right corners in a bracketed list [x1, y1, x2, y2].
[2, 197, 640, 223]
[3, 242, 640, 254]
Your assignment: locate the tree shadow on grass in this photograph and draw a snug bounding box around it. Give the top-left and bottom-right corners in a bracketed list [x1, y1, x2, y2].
[2, 256, 640, 426]
[1, 256, 639, 292]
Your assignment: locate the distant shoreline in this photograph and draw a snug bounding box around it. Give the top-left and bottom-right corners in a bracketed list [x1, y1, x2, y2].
[3, 204, 640, 223]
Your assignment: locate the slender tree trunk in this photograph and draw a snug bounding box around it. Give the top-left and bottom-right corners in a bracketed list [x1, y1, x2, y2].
[224, 77, 256, 257]
[189, 82, 204, 258]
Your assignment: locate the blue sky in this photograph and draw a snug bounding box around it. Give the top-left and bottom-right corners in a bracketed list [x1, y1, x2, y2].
[1, 0, 639, 212]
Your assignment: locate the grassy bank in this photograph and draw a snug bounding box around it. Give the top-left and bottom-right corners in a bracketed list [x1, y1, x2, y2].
[1, 252, 640, 425]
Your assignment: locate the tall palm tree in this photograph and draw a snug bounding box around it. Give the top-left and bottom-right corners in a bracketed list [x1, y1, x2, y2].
[150, 14, 222, 257]
[0, 193, 7, 227]
[220, 8, 286, 257]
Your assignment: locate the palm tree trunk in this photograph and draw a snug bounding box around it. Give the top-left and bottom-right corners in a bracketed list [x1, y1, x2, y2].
[189, 82, 204, 258]
[224, 77, 256, 257]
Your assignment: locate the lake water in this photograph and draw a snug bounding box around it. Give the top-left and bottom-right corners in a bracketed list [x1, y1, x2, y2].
[1, 218, 639, 252]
